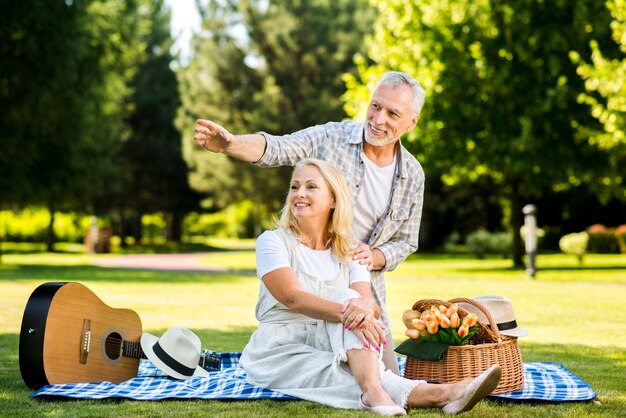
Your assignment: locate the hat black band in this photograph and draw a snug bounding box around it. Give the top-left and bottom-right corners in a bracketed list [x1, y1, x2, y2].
[153, 342, 195, 377]
[496, 320, 518, 331]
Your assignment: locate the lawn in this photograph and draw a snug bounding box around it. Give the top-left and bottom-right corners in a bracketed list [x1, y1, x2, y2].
[0, 247, 624, 417]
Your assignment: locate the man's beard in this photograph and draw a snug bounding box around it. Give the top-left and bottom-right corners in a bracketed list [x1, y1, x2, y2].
[364, 129, 397, 147]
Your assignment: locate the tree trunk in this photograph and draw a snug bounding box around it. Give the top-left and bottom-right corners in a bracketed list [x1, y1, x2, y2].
[118, 204, 128, 248]
[132, 212, 143, 243]
[509, 180, 524, 269]
[167, 211, 183, 243]
[46, 205, 56, 253]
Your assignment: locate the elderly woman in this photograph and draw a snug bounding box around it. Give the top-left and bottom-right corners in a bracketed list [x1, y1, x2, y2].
[240, 158, 500, 416]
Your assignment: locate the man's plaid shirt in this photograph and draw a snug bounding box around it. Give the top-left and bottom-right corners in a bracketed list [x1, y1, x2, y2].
[256, 120, 425, 327]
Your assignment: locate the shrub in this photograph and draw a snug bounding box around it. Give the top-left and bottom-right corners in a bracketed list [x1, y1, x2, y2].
[0, 208, 88, 242]
[142, 213, 167, 244]
[465, 230, 492, 259]
[489, 232, 513, 258]
[443, 231, 461, 254]
[586, 224, 619, 254]
[616, 225, 626, 254]
[559, 232, 589, 266]
[184, 200, 273, 239]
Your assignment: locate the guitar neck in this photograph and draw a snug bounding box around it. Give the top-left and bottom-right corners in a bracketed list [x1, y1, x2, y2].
[122, 340, 145, 360]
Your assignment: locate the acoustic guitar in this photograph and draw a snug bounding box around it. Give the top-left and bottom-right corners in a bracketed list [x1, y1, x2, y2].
[19, 282, 220, 389]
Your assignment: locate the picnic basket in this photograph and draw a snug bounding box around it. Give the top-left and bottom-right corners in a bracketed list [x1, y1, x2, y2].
[403, 297, 524, 394]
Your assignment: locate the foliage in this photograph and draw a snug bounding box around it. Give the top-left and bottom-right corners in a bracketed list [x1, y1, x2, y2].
[559, 231, 589, 265]
[0, 208, 91, 243]
[177, 0, 374, 214]
[585, 224, 620, 253]
[0, 0, 153, 252]
[572, 0, 626, 203]
[115, 0, 200, 243]
[465, 230, 512, 259]
[344, 0, 621, 268]
[184, 200, 273, 239]
[615, 224, 626, 253]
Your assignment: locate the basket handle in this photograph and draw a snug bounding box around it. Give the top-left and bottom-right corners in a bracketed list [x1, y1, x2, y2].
[448, 297, 502, 343]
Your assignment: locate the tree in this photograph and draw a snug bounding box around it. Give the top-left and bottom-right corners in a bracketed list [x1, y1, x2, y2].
[119, 0, 200, 243]
[573, 0, 626, 202]
[344, 0, 620, 267]
[0, 0, 150, 252]
[177, 0, 374, 227]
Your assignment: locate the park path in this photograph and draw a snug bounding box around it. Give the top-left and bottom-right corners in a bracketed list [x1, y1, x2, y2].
[93, 253, 228, 273]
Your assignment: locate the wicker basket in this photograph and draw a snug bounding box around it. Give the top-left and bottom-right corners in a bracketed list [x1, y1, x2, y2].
[403, 297, 524, 394]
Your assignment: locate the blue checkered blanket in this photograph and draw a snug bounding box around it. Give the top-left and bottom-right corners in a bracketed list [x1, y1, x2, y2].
[32, 353, 596, 402]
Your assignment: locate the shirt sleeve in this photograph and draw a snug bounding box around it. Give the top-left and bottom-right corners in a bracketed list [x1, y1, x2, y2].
[255, 124, 329, 167]
[348, 259, 371, 284]
[255, 231, 291, 279]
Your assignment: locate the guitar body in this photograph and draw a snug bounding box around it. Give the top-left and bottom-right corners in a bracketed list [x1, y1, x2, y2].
[19, 282, 143, 389]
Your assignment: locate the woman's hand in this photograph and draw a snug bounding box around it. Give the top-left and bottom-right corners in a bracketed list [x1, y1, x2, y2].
[340, 296, 375, 331]
[352, 316, 387, 349]
[340, 297, 386, 348]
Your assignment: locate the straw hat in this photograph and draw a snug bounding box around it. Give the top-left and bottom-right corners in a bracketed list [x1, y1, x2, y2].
[141, 326, 210, 379]
[458, 295, 528, 338]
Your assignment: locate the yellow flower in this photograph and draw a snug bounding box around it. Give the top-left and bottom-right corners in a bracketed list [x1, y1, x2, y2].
[405, 329, 420, 339]
[446, 303, 458, 319]
[426, 320, 439, 334]
[464, 313, 478, 327]
[440, 315, 451, 328]
[458, 323, 470, 338]
[449, 312, 460, 328]
[411, 318, 427, 331]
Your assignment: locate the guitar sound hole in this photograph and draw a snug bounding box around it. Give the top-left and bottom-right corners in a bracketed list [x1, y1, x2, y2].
[104, 332, 123, 360]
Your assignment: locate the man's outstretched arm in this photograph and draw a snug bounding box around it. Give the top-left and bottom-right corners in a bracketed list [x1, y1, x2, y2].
[194, 119, 266, 163]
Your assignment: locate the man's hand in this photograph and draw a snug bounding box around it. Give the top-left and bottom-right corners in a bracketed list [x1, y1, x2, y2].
[352, 244, 386, 271]
[194, 119, 236, 153]
[352, 243, 374, 271]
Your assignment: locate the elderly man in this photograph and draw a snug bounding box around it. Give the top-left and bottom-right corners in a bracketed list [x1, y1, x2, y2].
[194, 71, 426, 375]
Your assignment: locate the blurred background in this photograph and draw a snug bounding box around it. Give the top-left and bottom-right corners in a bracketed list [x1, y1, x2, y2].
[1, 0, 625, 268]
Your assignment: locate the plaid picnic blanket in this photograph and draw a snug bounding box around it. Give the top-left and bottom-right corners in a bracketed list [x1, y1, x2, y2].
[32, 353, 596, 402]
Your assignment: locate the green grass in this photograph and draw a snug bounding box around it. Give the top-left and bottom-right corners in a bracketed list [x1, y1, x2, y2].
[0, 249, 624, 416]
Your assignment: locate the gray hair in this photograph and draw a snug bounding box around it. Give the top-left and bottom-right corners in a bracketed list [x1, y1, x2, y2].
[376, 71, 426, 116]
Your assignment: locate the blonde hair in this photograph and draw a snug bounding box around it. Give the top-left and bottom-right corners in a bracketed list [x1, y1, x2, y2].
[277, 158, 354, 262]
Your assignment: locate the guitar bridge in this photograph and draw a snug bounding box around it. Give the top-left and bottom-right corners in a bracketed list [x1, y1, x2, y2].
[80, 319, 91, 364]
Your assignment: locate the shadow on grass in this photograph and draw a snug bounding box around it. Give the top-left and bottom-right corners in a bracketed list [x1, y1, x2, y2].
[450, 265, 625, 273]
[0, 264, 254, 284]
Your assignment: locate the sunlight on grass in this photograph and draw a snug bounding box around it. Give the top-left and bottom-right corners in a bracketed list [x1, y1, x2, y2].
[2, 250, 625, 417]
[198, 251, 256, 270]
[2, 253, 96, 266]
[202, 237, 256, 251]
[390, 253, 626, 283]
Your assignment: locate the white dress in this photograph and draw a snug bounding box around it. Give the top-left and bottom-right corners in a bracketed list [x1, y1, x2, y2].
[240, 229, 421, 410]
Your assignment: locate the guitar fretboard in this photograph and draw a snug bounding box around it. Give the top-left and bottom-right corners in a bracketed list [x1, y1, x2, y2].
[122, 340, 145, 359]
